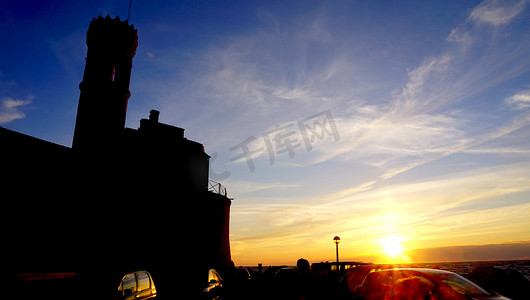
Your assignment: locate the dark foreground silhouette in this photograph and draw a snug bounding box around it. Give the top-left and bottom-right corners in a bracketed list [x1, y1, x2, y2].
[8, 260, 529, 299]
[2, 14, 232, 299]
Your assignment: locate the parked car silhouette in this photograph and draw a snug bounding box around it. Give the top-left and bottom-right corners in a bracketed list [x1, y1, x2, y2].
[117, 271, 157, 300]
[354, 268, 510, 300]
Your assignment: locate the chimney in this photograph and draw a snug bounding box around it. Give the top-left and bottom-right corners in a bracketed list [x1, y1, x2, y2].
[149, 110, 160, 123]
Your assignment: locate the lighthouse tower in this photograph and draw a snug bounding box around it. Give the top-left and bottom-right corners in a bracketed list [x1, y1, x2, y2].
[73, 15, 138, 151]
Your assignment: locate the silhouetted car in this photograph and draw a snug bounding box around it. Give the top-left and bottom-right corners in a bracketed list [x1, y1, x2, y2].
[274, 266, 298, 281]
[203, 269, 224, 300]
[354, 268, 510, 300]
[117, 271, 157, 300]
[236, 267, 251, 281]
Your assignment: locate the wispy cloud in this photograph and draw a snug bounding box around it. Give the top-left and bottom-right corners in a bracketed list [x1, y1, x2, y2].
[49, 30, 86, 79]
[192, 0, 530, 182]
[225, 178, 302, 197]
[322, 112, 467, 180]
[300, 0, 530, 180]
[506, 89, 530, 109]
[469, 0, 527, 27]
[0, 96, 33, 124]
[134, 7, 369, 151]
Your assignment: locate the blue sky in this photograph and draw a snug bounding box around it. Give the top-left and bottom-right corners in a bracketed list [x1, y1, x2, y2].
[2, 0, 530, 264]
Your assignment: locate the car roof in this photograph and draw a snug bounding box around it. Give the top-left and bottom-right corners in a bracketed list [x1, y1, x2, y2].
[371, 268, 456, 275]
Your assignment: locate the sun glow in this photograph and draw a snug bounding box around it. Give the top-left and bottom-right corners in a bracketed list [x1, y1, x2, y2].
[381, 234, 404, 256]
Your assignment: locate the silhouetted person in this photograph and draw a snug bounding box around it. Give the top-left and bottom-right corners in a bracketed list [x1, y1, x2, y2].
[297, 258, 310, 273]
[298, 258, 329, 300]
[296, 258, 315, 300]
[272, 258, 324, 300]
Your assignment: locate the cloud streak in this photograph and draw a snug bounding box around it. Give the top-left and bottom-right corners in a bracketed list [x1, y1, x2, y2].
[0, 96, 33, 124]
[469, 0, 527, 27]
[506, 89, 530, 109]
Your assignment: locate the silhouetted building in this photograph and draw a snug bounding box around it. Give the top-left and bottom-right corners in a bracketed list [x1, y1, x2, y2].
[2, 15, 231, 297]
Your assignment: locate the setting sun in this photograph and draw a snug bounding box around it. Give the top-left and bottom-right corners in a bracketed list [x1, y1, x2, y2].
[382, 234, 404, 256]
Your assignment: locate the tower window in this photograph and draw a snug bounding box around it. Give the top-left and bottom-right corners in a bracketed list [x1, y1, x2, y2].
[111, 67, 116, 81]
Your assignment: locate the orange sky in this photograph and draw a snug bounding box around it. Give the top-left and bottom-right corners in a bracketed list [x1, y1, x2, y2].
[228, 164, 530, 265]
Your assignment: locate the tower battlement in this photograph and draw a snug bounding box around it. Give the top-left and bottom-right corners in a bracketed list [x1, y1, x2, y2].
[87, 15, 138, 58]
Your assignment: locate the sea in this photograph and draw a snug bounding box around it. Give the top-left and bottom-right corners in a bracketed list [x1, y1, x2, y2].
[410, 260, 530, 281]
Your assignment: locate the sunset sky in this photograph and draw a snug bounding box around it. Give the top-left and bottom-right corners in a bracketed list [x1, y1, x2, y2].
[2, 0, 530, 265]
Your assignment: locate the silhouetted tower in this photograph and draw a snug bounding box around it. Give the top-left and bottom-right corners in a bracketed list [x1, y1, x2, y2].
[73, 15, 138, 151]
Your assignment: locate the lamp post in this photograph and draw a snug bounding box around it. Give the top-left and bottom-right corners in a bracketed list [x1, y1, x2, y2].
[333, 236, 340, 269]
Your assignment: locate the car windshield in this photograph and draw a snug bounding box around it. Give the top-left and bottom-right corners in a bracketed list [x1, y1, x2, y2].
[432, 272, 491, 297]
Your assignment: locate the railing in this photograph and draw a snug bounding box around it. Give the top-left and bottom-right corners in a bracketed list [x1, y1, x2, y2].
[208, 179, 227, 197]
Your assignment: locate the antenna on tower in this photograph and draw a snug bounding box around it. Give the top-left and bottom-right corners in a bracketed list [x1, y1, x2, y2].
[127, 0, 133, 21]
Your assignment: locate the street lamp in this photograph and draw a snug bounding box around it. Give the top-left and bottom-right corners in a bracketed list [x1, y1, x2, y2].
[333, 236, 340, 269]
